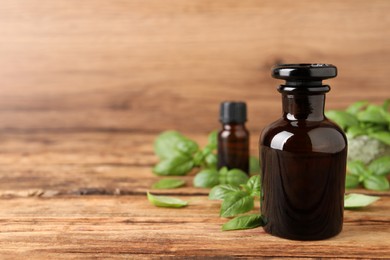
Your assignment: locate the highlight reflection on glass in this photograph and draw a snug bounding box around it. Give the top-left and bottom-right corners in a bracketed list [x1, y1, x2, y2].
[270, 131, 294, 150]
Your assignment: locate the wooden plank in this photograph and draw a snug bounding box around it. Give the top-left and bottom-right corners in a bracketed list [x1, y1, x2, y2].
[0, 196, 388, 258]
[0, 0, 388, 133]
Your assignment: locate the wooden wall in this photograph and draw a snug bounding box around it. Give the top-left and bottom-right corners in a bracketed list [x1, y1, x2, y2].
[0, 0, 389, 135]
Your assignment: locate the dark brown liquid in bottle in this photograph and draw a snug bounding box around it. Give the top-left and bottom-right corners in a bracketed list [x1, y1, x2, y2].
[218, 124, 249, 173]
[260, 93, 347, 240]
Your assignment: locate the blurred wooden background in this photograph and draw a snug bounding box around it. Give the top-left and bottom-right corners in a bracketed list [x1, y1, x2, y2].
[0, 0, 388, 137]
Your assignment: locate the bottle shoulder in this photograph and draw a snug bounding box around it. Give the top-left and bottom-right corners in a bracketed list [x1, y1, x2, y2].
[219, 125, 249, 139]
[260, 118, 347, 153]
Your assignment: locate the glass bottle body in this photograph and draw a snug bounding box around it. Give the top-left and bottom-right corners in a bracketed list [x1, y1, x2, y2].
[218, 123, 249, 174]
[260, 93, 347, 240]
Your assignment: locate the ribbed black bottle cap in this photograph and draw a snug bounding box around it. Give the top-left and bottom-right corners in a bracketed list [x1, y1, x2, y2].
[220, 102, 247, 124]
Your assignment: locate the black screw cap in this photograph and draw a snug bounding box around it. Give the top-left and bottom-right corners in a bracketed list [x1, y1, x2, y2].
[220, 101, 247, 124]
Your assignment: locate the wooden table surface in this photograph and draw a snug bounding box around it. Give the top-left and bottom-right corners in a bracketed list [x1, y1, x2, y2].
[0, 133, 388, 259]
[0, 0, 389, 258]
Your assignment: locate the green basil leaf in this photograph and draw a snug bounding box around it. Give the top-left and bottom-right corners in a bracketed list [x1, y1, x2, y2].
[240, 184, 251, 193]
[383, 99, 390, 111]
[220, 191, 254, 217]
[380, 99, 390, 122]
[201, 146, 213, 156]
[246, 175, 261, 196]
[363, 175, 390, 191]
[219, 167, 229, 175]
[207, 130, 218, 149]
[346, 125, 366, 139]
[250, 190, 260, 197]
[193, 169, 219, 188]
[222, 214, 264, 231]
[147, 192, 188, 208]
[218, 167, 229, 181]
[368, 131, 390, 146]
[154, 131, 186, 159]
[368, 156, 390, 176]
[194, 145, 214, 167]
[220, 169, 249, 186]
[249, 156, 261, 174]
[380, 110, 390, 123]
[357, 105, 387, 124]
[153, 155, 194, 176]
[152, 179, 186, 189]
[209, 184, 241, 200]
[345, 174, 360, 189]
[346, 100, 368, 115]
[344, 193, 380, 209]
[365, 124, 387, 134]
[192, 150, 204, 166]
[325, 110, 359, 130]
[175, 139, 199, 156]
[204, 153, 217, 169]
[347, 161, 368, 176]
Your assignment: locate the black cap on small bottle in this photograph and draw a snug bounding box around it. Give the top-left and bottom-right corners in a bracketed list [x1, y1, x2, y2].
[220, 102, 247, 124]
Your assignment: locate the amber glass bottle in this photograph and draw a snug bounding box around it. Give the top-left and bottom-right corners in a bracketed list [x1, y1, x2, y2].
[218, 102, 249, 174]
[260, 64, 347, 240]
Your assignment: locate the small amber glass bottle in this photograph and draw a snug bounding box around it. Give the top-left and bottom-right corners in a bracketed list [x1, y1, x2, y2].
[260, 64, 347, 240]
[218, 102, 249, 174]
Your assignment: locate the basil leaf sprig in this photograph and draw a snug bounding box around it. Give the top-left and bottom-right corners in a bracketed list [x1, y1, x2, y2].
[219, 191, 255, 218]
[208, 175, 265, 231]
[326, 99, 390, 164]
[209, 175, 260, 217]
[346, 156, 390, 191]
[153, 131, 217, 176]
[326, 99, 390, 144]
[194, 167, 249, 188]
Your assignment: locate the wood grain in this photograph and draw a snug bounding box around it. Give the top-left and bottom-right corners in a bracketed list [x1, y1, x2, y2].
[0, 0, 389, 133]
[0, 196, 388, 258]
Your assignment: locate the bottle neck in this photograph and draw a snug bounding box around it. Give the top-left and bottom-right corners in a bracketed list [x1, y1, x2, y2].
[221, 123, 246, 131]
[281, 93, 326, 121]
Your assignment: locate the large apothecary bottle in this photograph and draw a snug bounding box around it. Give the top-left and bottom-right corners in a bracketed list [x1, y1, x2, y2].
[260, 64, 347, 240]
